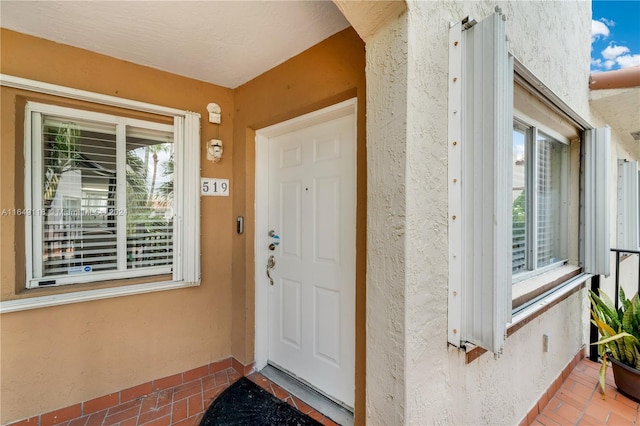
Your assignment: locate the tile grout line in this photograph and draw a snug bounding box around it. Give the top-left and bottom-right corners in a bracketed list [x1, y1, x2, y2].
[573, 375, 598, 426]
[168, 384, 174, 426]
[8, 360, 327, 426]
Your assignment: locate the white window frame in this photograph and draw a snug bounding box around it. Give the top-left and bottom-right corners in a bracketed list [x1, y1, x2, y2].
[512, 115, 570, 284]
[0, 74, 200, 313]
[25, 102, 180, 287]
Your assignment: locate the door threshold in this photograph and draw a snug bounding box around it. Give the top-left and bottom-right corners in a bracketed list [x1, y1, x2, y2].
[260, 364, 354, 426]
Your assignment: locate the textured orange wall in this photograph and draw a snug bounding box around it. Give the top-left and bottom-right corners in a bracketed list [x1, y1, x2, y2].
[0, 26, 366, 425]
[232, 27, 366, 424]
[0, 28, 235, 424]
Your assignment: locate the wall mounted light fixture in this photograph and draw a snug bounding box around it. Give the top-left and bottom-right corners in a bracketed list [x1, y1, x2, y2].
[206, 103, 221, 124]
[207, 139, 223, 163]
[205, 102, 222, 163]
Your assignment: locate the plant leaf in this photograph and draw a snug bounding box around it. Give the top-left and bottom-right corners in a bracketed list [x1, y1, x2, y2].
[623, 300, 634, 333]
[590, 289, 640, 367]
[591, 291, 622, 330]
[630, 297, 640, 340]
[599, 290, 616, 312]
[593, 318, 618, 338]
[623, 335, 639, 365]
[623, 340, 634, 364]
[599, 353, 607, 399]
[594, 331, 635, 345]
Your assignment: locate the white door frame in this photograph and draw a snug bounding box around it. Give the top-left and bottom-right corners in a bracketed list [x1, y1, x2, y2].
[254, 98, 357, 371]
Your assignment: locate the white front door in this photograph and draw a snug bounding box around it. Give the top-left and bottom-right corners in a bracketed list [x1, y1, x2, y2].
[259, 102, 356, 408]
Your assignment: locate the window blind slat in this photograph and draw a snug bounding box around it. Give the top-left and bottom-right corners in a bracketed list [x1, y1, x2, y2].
[536, 138, 564, 267]
[35, 109, 177, 283]
[124, 126, 176, 273]
[40, 118, 118, 278]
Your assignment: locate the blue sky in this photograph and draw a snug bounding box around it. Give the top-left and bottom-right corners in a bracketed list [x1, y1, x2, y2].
[591, 0, 640, 71]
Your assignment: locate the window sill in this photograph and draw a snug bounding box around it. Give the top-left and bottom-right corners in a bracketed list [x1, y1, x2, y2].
[512, 264, 582, 309]
[464, 267, 590, 364]
[0, 280, 199, 314]
[510, 269, 588, 331]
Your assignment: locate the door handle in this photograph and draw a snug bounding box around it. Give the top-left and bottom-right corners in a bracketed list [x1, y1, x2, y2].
[266, 255, 276, 285]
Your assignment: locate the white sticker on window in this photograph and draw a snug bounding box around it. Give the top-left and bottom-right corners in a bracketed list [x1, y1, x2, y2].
[68, 266, 92, 274]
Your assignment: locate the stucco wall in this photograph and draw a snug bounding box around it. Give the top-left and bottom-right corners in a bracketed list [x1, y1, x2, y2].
[405, 1, 592, 423]
[363, 10, 409, 426]
[0, 29, 235, 424]
[365, 1, 595, 424]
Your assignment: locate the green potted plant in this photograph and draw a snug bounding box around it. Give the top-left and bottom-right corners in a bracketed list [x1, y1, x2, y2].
[590, 287, 640, 401]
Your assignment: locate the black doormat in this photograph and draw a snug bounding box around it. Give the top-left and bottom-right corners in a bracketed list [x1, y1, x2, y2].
[200, 377, 324, 426]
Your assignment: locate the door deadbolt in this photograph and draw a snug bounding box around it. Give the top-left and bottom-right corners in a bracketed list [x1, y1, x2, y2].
[268, 229, 280, 250]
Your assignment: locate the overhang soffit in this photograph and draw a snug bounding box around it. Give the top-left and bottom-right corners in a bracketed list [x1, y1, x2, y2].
[332, 0, 407, 41]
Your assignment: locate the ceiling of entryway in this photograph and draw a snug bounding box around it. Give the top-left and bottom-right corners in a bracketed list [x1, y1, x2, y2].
[0, 0, 350, 88]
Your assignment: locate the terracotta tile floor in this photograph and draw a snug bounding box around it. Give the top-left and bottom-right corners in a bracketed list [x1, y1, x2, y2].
[24, 357, 636, 426]
[533, 358, 639, 425]
[30, 368, 340, 426]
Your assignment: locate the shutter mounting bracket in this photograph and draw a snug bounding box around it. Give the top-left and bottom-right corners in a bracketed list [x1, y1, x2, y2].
[462, 16, 477, 30]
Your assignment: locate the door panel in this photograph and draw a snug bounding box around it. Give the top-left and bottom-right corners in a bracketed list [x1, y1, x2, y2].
[281, 279, 301, 349]
[281, 182, 301, 258]
[267, 112, 355, 408]
[314, 177, 340, 263]
[314, 286, 341, 365]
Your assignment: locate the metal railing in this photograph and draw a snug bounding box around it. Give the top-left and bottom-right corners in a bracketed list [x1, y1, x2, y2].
[589, 248, 640, 362]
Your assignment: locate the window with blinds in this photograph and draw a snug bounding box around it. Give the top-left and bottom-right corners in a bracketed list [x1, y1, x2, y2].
[512, 124, 527, 274]
[28, 103, 179, 287]
[126, 126, 174, 271]
[511, 120, 568, 279]
[536, 133, 565, 267]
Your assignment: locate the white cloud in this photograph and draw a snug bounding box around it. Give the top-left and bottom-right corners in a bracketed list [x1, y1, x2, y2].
[591, 19, 610, 42]
[602, 44, 630, 60]
[589, 16, 638, 72]
[617, 54, 640, 69]
[601, 18, 615, 27]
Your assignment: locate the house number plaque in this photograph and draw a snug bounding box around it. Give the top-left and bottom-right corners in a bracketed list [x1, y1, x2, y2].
[201, 178, 230, 196]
